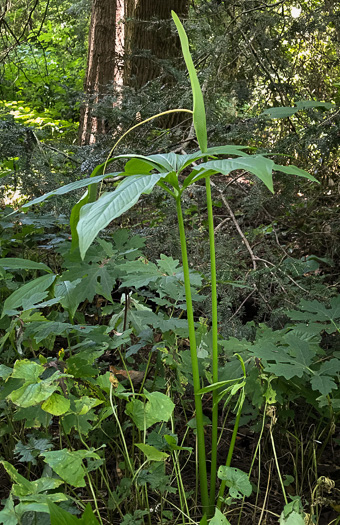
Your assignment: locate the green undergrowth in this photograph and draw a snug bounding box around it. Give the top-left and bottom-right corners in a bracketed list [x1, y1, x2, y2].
[0, 212, 339, 524]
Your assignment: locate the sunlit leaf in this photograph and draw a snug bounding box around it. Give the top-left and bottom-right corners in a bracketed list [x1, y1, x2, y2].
[77, 173, 167, 259]
[135, 443, 169, 461]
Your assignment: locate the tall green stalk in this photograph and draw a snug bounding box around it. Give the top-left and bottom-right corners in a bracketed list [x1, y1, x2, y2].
[205, 178, 219, 509]
[175, 194, 209, 514]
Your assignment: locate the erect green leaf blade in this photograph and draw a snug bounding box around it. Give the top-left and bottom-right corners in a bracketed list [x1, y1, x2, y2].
[2, 274, 56, 318]
[77, 173, 166, 259]
[273, 164, 319, 183]
[172, 12, 207, 152]
[0, 258, 52, 273]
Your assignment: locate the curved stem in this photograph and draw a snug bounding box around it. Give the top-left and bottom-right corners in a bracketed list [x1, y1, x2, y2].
[175, 195, 209, 514]
[205, 177, 219, 509]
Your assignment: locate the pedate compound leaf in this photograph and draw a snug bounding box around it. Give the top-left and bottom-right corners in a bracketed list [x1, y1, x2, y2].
[0, 258, 52, 273]
[2, 274, 56, 318]
[172, 12, 207, 152]
[210, 508, 231, 525]
[218, 466, 252, 499]
[77, 173, 167, 259]
[135, 444, 169, 461]
[42, 449, 101, 488]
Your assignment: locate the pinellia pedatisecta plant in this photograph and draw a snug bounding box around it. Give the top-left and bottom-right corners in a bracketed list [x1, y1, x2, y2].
[21, 11, 318, 520]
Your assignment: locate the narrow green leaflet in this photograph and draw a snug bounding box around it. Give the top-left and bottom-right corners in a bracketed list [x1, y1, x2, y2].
[2, 274, 56, 317]
[41, 449, 101, 488]
[135, 444, 169, 461]
[190, 156, 275, 193]
[261, 107, 298, 119]
[0, 258, 52, 273]
[77, 173, 167, 259]
[217, 467, 252, 499]
[273, 164, 318, 183]
[22, 172, 121, 208]
[172, 12, 207, 152]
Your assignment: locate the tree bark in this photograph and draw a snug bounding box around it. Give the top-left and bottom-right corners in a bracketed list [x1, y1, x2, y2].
[78, 0, 188, 145]
[79, 0, 118, 145]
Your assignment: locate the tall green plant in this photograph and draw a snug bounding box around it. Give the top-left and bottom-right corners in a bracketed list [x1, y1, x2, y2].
[20, 11, 318, 520]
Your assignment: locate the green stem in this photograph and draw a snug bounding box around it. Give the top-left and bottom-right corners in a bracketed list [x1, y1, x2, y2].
[205, 177, 219, 509]
[217, 391, 245, 507]
[175, 195, 209, 515]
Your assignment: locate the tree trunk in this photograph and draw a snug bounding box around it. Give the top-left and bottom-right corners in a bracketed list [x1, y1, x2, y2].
[79, 0, 118, 145]
[78, 0, 188, 145]
[124, 0, 188, 89]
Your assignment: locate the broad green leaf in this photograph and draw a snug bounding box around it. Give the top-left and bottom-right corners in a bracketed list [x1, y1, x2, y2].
[172, 12, 207, 152]
[0, 258, 52, 273]
[273, 164, 318, 183]
[1, 461, 34, 493]
[261, 107, 298, 119]
[2, 274, 56, 317]
[217, 466, 252, 499]
[41, 393, 71, 416]
[9, 380, 59, 408]
[22, 171, 121, 208]
[0, 496, 17, 525]
[135, 443, 169, 461]
[41, 449, 101, 488]
[0, 365, 12, 380]
[55, 279, 82, 319]
[11, 359, 44, 382]
[279, 510, 305, 525]
[191, 156, 275, 193]
[310, 374, 337, 396]
[47, 501, 79, 525]
[210, 508, 231, 525]
[81, 504, 101, 525]
[77, 173, 166, 259]
[288, 297, 340, 330]
[126, 391, 175, 430]
[70, 190, 89, 253]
